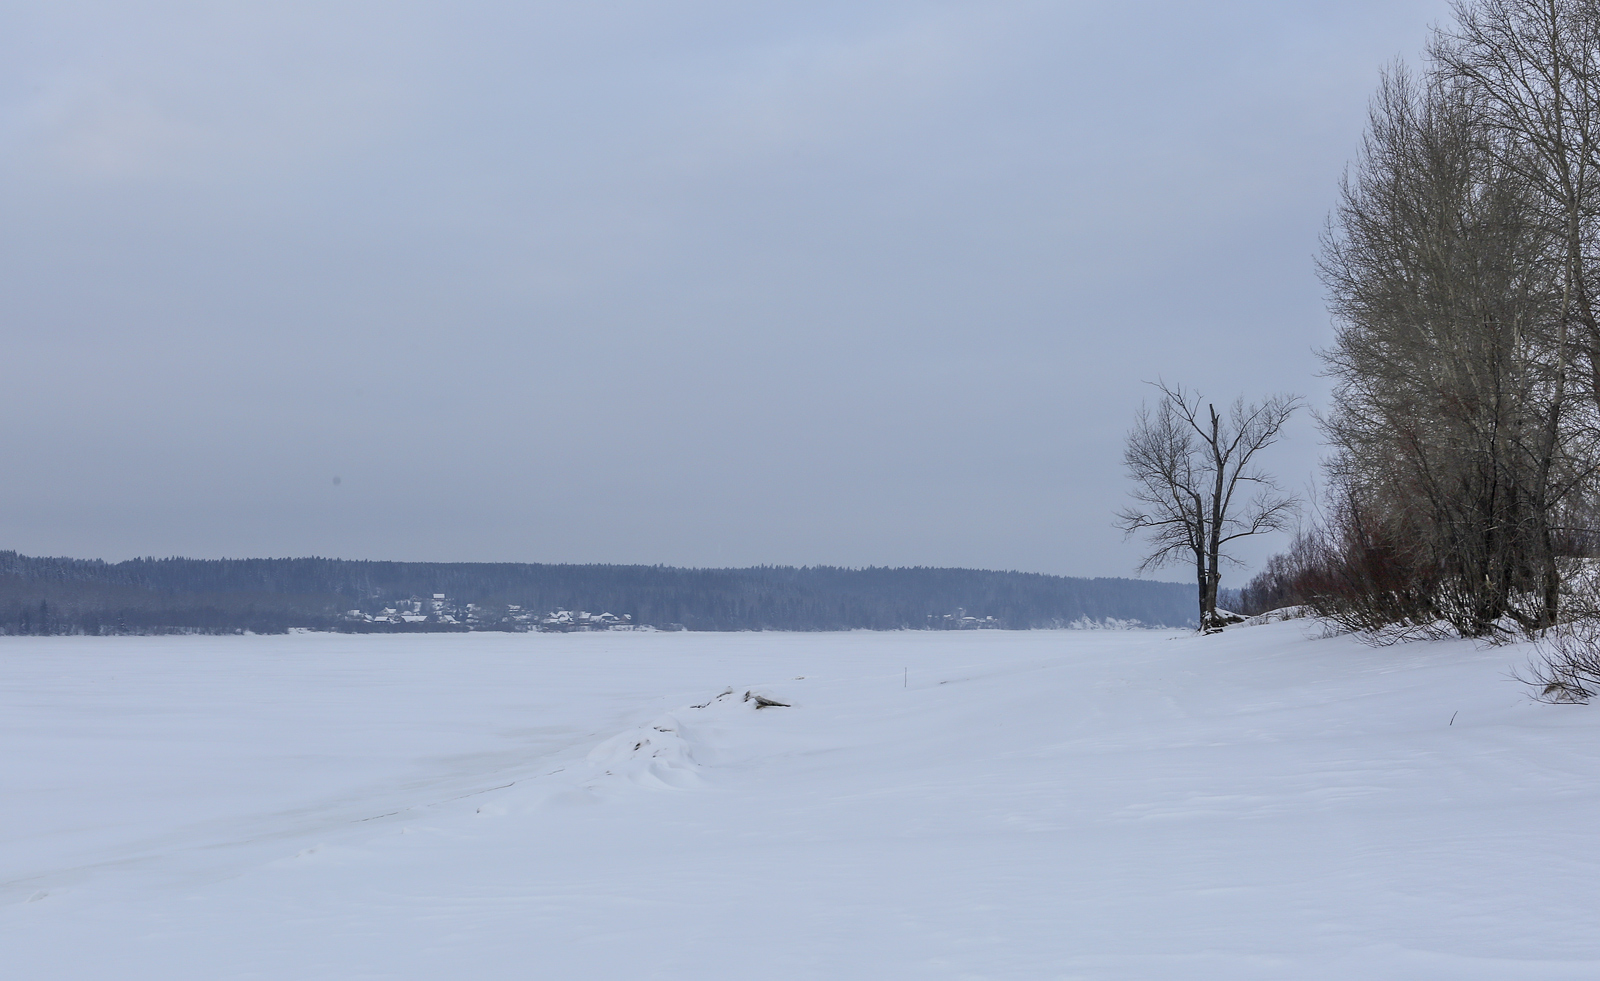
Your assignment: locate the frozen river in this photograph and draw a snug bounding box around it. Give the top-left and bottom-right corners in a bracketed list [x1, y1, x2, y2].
[2, 626, 1598, 979]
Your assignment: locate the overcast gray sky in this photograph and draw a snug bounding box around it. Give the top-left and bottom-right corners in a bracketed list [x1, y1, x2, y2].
[0, 0, 1451, 578]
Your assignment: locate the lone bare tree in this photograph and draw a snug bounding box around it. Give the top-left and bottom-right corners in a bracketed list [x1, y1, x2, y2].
[1117, 383, 1302, 631]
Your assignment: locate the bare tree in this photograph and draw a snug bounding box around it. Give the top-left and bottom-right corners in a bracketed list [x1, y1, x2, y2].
[1433, 0, 1600, 416]
[1319, 63, 1600, 634]
[1118, 383, 1301, 631]
[1241, 1, 1600, 642]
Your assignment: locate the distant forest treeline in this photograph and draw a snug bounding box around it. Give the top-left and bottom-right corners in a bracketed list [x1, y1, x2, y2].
[0, 552, 1196, 635]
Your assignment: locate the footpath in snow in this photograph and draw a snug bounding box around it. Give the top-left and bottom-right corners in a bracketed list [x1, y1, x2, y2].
[2, 625, 1598, 980]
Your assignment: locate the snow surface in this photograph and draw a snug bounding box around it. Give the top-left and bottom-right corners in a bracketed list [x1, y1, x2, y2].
[2, 625, 1598, 979]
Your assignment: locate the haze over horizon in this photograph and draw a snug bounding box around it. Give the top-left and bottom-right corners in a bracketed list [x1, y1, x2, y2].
[1, 0, 1452, 578]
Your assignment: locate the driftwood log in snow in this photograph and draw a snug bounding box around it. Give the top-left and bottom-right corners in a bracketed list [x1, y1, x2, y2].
[743, 691, 790, 709]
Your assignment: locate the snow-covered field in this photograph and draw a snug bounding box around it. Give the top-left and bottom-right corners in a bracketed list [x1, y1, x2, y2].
[3, 625, 1598, 980]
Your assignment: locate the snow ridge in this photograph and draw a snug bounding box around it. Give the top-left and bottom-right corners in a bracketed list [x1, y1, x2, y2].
[583, 686, 793, 791]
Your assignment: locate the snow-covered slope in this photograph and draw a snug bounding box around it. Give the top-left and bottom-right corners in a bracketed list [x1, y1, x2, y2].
[2, 626, 1597, 979]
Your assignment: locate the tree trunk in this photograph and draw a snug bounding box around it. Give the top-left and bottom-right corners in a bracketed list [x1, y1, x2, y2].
[1205, 405, 1225, 630]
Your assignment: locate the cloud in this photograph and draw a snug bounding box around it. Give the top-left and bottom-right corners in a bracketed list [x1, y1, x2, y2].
[656, 8, 981, 170]
[4, 1, 420, 184]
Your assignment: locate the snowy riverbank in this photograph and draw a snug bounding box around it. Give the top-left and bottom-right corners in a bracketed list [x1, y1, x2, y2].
[3, 626, 1597, 979]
